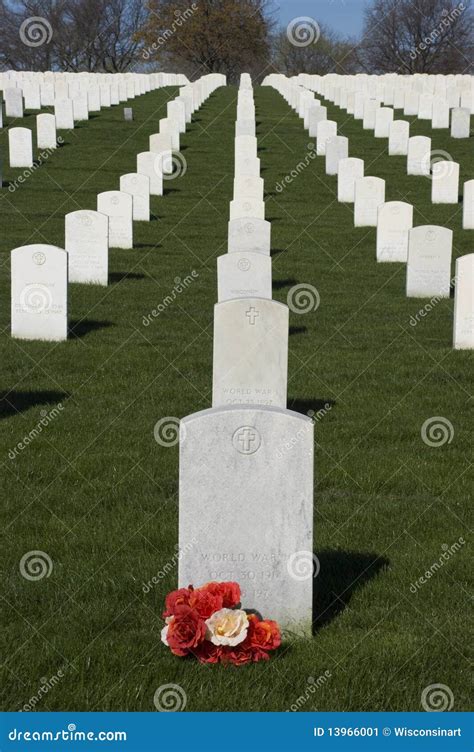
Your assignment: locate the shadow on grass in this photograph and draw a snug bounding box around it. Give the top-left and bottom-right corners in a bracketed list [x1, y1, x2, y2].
[312, 549, 390, 634]
[289, 325, 307, 336]
[273, 277, 298, 290]
[288, 398, 336, 415]
[109, 271, 146, 284]
[0, 390, 69, 419]
[69, 320, 114, 338]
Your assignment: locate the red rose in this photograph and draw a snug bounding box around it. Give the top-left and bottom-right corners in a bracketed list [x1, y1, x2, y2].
[193, 641, 222, 664]
[247, 615, 281, 653]
[166, 605, 206, 656]
[199, 581, 241, 608]
[162, 587, 193, 618]
[188, 588, 223, 619]
[221, 645, 253, 666]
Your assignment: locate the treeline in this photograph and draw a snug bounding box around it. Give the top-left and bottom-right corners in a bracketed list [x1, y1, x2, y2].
[1, 0, 472, 79]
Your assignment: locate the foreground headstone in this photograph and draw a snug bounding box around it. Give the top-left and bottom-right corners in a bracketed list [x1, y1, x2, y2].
[376, 201, 413, 262]
[217, 252, 272, 301]
[65, 210, 108, 285]
[9, 127, 33, 168]
[120, 173, 150, 221]
[213, 298, 288, 408]
[11, 244, 67, 341]
[97, 191, 133, 249]
[338, 157, 364, 202]
[228, 217, 271, 255]
[431, 161, 459, 204]
[178, 404, 313, 634]
[453, 254, 474, 349]
[354, 176, 385, 226]
[406, 225, 453, 298]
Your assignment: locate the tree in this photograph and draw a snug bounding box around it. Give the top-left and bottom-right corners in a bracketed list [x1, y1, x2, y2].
[0, 0, 147, 72]
[358, 0, 473, 74]
[272, 23, 359, 77]
[138, 0, 275, 82]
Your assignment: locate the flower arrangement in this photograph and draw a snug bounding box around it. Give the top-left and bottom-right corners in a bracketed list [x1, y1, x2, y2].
[161, 581, 281, 665]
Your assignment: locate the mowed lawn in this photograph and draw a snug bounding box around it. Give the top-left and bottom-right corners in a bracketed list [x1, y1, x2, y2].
[0, 84, 472, 712]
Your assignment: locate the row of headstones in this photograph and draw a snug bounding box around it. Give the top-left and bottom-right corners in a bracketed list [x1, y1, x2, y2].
[9, 74, 226, 342]
[264, 75, 474, 351]
[0, 71, 187, 120]
[178, 73, 314, 636]
[295, 72, 474, 126]
[4, 73, 203, 169]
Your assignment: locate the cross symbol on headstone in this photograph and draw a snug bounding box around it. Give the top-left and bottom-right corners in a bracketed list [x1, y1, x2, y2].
[246, 306, 259, 325]
[237, 427, 257, 452]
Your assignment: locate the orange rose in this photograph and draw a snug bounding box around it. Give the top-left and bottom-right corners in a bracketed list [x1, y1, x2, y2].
[247, 615, 281, 654]
[162, 587, 193, 618]
[199, 581, 241, 608]
[188, 588, 223, 620]
[166, 605, 206, 656]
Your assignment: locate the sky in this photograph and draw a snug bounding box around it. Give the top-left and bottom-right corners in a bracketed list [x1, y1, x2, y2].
[274, 0, 367, 39]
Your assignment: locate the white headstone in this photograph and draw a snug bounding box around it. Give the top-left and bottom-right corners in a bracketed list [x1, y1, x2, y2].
[120, 173, 150, 221]
[65, 210, 108, 285]
[212, 298, 288, 408]
[453, 254, 474, 349]
[374, 106, 394, 137]
[431, 161, 459, 204]
[431, 97, 450, 129]
[463, 179, 474, 229]
[97, 191, 133, 249]
[5, 87, 23, 118]
[137, 151, 163, 196]
[217, 252, 272, 302]
[407, 135, 431, 176]
[338, 157, 364, 203]
[376, 201, 413, 262]
[354, 176, 385, 227]
[36, 113, 57, 150]
[316, 120, 337, 155]
[11, 244, 67, 341]
[325, 135, 349, 175]
[73, 94, 89, 121]
[54, 99, 74, 129]
[308, 104, 327, 137]
[228, 217, 271, 255]
[388, 120, 409, 156]
[406, 225, 453, 298]
[149, 133, 173, 174]
[178, 404, 313, 635]
[235, 155, 260, 177]
[451, 107, 470, 138]
[229, 198, 265, 221]
[233, 176, 264, 201]
[9, 127, 33, 168]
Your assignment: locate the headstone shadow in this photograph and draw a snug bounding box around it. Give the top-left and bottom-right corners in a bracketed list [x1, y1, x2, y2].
[69, 319, 114, 338]
[312, 549, 390, 634]
[288, 398, 336, 415]
[0, 390, 69, 419]
[108, 271, 146, 284]
[289, 325, 307, 336]
[273, 277, 298, 290]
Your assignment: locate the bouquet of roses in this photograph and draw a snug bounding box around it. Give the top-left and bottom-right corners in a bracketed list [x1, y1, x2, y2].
[161, 581, 281, 665]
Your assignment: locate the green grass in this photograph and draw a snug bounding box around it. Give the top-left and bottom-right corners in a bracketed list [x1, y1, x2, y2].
[0, 85, 472, 712]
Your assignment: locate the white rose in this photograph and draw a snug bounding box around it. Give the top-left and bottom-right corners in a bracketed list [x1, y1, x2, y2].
[205, 608, 249, 646]
[161, 617, 172, 646]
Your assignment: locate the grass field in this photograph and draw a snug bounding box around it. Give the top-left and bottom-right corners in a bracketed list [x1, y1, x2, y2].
[1, 85, 472, 712]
